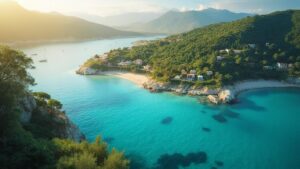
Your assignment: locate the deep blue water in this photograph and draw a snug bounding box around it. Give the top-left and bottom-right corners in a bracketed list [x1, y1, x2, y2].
[20, 37, 300, 169]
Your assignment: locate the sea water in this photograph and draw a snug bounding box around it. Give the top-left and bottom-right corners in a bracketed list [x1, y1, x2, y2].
[20, 37, 300, 169]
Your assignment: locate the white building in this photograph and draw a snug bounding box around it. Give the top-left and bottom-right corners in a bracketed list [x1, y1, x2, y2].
[143, 65, 151, 71]
[198, 75, 204, 81]
[118, 61, 132, 66]
[206, 71, 213, 76]
[248, 44, 256, 48]
[174, 75, 181, 80]
[277, 62, 288, 70]
[217, 56, 224, 61]
[134, 59, 143, 65]
[233, 50, 243, 54]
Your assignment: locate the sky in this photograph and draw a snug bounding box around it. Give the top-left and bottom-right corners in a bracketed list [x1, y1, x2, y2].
[8, 0, 300, 16]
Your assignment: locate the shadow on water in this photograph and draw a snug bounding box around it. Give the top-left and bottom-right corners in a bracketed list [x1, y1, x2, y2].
[127, 153, 149, 169]
[212, 109, 239, 123]
[231, 97, 266, 112]
[103, 137, 114, 144]
[212, 114, 227, 123]
[161, 117, 173, 125]
[221, 109, 240, 118]
[153, 152, 207, 169]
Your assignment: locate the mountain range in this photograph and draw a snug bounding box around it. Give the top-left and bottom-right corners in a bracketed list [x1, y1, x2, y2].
[0, 1, 139, 43]
[72, 12, 163, 27]
[123, 8, 252, 34]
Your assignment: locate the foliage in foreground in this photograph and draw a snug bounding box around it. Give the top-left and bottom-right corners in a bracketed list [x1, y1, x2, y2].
[0, 46, 129, 169]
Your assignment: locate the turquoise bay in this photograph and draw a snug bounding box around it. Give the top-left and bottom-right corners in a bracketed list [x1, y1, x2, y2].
[21, 37, 300, 169]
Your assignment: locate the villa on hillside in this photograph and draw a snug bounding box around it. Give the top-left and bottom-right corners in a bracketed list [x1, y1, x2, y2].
[206, 71, 213, 76]
[174, 70, 205, 82]
[276, 62, 288, 70]
[248, 44, 256, 48]
[134, 59, 143, 65]
[219, 48, 243, 54]
[198, 75, 204, 81]
[118, 61, 132, 66]
[187, 70, 197, 81]
[217, 55, 224, 61]
[143, 65, 151, 71]
[263, 66, 274, 70]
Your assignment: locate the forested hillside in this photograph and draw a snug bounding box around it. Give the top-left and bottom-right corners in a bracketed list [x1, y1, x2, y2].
[84, 10, 300, 88]
[0, 46, 129, 169]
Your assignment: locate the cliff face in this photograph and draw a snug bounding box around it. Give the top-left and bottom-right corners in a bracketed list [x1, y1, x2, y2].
[18, 93, 84, 142]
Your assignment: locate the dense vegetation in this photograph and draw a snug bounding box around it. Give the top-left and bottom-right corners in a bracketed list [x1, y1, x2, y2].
[127, 8, 250, 34]
[0, 1, 138, 42]
[86, 10, 300, 88]
[0, 46, 129, 169]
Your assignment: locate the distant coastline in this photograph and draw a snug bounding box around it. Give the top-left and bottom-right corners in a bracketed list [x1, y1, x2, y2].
[1, 34, 159, 48]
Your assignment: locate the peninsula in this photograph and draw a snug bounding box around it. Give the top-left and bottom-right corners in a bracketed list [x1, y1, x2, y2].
[77, 10, 300, 104]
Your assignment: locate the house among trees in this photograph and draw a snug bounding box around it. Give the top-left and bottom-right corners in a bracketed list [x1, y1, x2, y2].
[187, 70, 197, 81]
[233, 49, 243, 54]
[143, 65, 151, 71]
[134, 59, 143, 65]
[118, 61, 132, 66]
[181, 69, 188, 77]
[219, 49, 230, 53]
[248, 44, 256, 48]
[217, 55, 224, 61]
[206, 71, 213, 76]
[276, 62, 288, 70]
[198, 75, 204, 81]
[174, 75, 181, 80]
[263, 66, 273, 70]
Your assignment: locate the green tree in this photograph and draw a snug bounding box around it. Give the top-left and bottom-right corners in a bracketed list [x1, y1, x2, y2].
[48, 99, 63, 110]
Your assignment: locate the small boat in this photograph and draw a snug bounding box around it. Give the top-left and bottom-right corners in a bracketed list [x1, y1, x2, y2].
[31, 53, 38, 56]
[39, 59, 47, 63]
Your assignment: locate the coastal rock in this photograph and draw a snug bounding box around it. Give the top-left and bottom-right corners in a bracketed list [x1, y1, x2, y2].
[143, 80, 169, 92]
[19, 93, 85, 142]
[218, 89, 235, 103]
[18, 94, 37, 123]
[207, 95, 219, 104]
[76, 66, 98, 75]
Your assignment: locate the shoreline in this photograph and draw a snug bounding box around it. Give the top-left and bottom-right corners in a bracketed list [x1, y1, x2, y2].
[97, 71, 150, 87]
[227, 80, 300, 96]
[76, 68, 300, 104]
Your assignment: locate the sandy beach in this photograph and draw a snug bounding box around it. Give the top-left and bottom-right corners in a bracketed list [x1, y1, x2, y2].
[102, 71, 149, 87]
[227, 80, 300, 95]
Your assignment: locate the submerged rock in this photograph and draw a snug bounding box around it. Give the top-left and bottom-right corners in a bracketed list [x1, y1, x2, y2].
[202, 127, 211, 132]
[212, 114, 227, 123]
[156, 151, 207, 169]
[104, 137, 115, 143]
[161, 117, 173, 125]
[215, 160, 224, 167]
[221, 110, 239, 118]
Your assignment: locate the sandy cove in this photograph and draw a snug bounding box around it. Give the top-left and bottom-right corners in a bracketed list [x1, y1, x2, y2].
[226, 80, 300, 95]
[101, 71, 150, 87]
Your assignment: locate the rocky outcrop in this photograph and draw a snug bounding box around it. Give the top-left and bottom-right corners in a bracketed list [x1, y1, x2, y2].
[218, 89, 235, 103]
[18, 93, 85, 142]
[18, 94, 37, 123]
[76, 66, 98, 75]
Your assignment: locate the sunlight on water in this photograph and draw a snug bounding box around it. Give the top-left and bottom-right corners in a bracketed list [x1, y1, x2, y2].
[21, 37, 300, 169]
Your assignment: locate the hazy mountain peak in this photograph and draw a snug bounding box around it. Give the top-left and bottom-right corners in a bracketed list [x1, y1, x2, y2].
[124, 8, 252, 34]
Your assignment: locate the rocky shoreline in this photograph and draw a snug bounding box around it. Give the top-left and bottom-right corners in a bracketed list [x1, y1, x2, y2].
[76, 67, 300, 105]
[19, 93, 85, 142]
[143, 78, 300, 104]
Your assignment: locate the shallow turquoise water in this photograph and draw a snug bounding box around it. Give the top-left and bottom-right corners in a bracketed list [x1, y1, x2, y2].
[21, 37, 300, 169]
